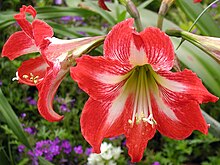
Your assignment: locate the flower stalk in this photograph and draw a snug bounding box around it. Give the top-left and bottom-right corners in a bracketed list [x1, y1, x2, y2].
[126, 0, 143, 32]
[202, 110, 220, 138]
[157, 0, 175, 30]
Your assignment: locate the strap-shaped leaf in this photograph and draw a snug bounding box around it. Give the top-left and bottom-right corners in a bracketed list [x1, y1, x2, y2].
[176, 0, 220, 37]
[0, 89, 31, 149]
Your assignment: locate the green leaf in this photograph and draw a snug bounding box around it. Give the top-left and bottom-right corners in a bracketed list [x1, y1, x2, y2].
[0, 149, 10, 164]
[82, 0, 117, 26]
[137, 0, 154, 9]
[176, 0, 220, 37]
[38, 157, 55, 165]
[36, 6, 96, 19]
[0, 89, 31, 149]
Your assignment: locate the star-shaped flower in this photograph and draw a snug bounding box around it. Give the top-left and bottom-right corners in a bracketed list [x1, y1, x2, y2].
[71, 19, 218, 162]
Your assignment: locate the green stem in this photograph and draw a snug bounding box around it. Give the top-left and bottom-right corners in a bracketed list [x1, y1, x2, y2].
[176, 0, 219, 50]
[202, 110, 220, 138]
[157, 14, 164, 30]
[188, 0, 219, 32]
[126, 0, 143, 32]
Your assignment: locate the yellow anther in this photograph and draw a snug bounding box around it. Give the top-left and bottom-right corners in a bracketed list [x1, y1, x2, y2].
[23, 73, 40, 84]
[23, 75, 29, 79]
[128, 119, 133, 124]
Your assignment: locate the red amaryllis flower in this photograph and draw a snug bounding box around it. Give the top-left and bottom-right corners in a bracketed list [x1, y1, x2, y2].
[98, 0, 111, 11]
[194, 0, 202, 3]
[71, 19, 218, 162]
[2, 5, 104, 122]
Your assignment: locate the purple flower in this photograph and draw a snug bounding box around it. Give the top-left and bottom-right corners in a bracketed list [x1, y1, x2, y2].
[85, 147, 92, 156]
[122, 140, 126, 146]
[60, 16, 73, 24]
[77, 31, 87, 36]
[70, 98, 76, 107]
[24, 127, 37, 135]
[26, 97, 37, 106]
[109, 136, 118, 140]
[212, 3, 218, 8]
[60, 104, 70, 112]
[20, 113, 26, 118]
[152, 162, 160, 165]
[73, 16, 83, 22]
[102, 23, 110, 29]
[61, 140, 72, 154]
[33, 139, 61, 161]
[18, 145, 25, 153]
[28, 150, 39, 165]
[73, 145, 83, 154]
[0, 80, 2, 86]
[54, 0, 62, 5]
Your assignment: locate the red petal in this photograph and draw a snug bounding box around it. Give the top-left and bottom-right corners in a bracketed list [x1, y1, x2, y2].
[2, 31, 38, 60]
[125, 123, 156, 162]
[14, 5, 36, 38]
[36, 66, 68, 122]
[19, 5, 37, 18]
[43, 36, 105, 64]
[17, 56, 48, 85]
[140, 27, 174, 71]
[70, 55, 132, 101]
[80, 96, 133, 153]
[98, 0, 111, 11]
[32, 19, 53, 47]
[150, 69, 218, 139]
[156, 69, 218, 103]
[152, 97, 208, 139]
[104, 19, 135, 63]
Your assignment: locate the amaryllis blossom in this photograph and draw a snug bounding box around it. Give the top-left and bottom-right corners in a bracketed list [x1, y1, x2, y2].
[1, 5, 104, 122]
[98, 0, 111, 11]
[71, 19, 218, 162]
[194, 0, 202, 3]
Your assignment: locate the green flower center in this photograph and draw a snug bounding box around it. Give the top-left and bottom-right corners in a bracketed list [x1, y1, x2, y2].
[124, 65, 158, 127]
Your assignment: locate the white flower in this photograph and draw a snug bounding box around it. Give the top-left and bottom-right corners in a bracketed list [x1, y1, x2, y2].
[87, 142, 123, 165]
[112, 147, 122, 160]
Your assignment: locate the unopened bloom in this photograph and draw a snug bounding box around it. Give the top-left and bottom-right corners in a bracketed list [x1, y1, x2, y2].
[166, 29, 220, 63]
[71, 19, 218, 162]
[98, 0, 111, 11]
[2, 5, 104, 122]
[194, 0, 202, 3]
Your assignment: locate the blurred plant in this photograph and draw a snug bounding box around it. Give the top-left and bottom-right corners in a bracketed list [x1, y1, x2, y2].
[87, 142, 124, 165]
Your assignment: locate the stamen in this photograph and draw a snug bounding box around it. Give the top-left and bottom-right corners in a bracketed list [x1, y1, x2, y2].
[127, 66, 157, 127]
[23, 75, 29, 79]
[22, 73, 40, 84]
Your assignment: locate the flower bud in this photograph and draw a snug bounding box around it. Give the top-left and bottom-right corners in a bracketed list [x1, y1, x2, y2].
[166, 29, 220, 63]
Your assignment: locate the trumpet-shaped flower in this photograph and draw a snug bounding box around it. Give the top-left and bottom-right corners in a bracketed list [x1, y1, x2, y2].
[2, 5, 104, 122]
[71, 19, 218, 162]
[166, 29, 220, 63]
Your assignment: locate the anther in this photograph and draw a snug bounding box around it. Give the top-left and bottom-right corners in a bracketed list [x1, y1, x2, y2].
[23, 75, 29, 79]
